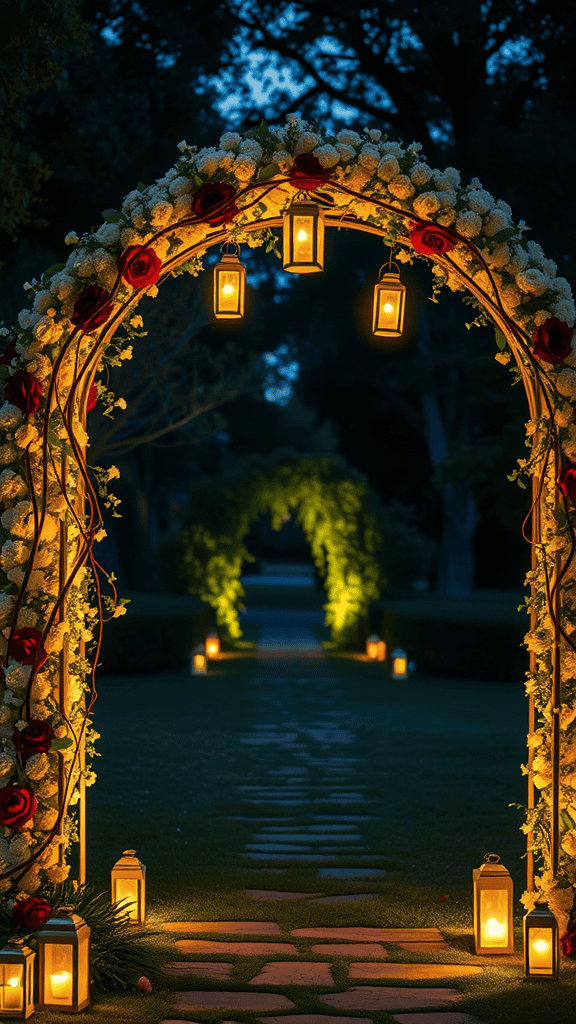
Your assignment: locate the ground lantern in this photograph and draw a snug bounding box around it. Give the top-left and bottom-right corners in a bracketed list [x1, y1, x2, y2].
[111, 849, 146, 925]
[473, 853, 514, 954]
[38, 909, 90, 1013]
[366, 634, 386, 661]
[0, 938, 35, 1018]
[372, 262, 406, 337]
[391, 647, 408, 680]
[205, 631, 221, 659]
[191, 643, 207, 675]
[213, 244, 246, 318]
[282, 198, 325, 273]
[524, 902, 559, 979]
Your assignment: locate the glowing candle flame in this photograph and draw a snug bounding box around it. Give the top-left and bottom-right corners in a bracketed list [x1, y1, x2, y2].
[6, 977, 18, 988]
[533, 939, 549, 955]
[222, 283, 234, 295]
[485, 917, 505, 939]
[297, 229, 308, 242]
[50, 971, 71, 997]
[383, 302, 394, 312]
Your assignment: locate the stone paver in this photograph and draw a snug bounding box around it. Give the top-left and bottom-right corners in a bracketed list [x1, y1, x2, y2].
[260, 1017, 372, 1024]
[320, 986, 461, 1011]
[173, 992, 295, 1011]
[310, 943, 388, 958]
[391, 1015, 488, 1024]
[293, 927, 444, 942]
[162, 920, 280, 934]
[245, 890, 325, 900]
[163, 961, 233, 979]
[249, 961, 334, 986]
[398, 940, 449, 951]
[175, 940, 298, 955]
[308, 894, 378, 904]
[348, 963, 482, 979]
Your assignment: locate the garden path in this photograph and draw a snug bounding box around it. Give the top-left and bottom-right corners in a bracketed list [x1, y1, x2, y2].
[159, 600, 490, 1024]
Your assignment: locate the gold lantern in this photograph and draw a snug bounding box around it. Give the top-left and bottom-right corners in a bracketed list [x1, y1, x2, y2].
[191, 643, 207, 675]
[391, 647, 408, 680]
[205, 631, 221, 659]
[473, 853, 514, 954]
[366, 634, 386, 662]
[111, 849, 146, 925]
[0, 938, 35, 1018]
[38, 908, 90, 1013]
[282, 198, 325, 273]
[524, 902, 559, 979]
[213, 244, 246, 318]
[372, 260, 406, 337]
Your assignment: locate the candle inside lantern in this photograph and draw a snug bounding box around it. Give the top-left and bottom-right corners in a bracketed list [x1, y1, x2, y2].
[218, 272, 239, 312]
[2, 969, 22, 1010]
[114, 878, 139, 922]
[529, 929, 553, 974]
[294, 217, 313, 262]
[50, 971, 72, 999]
[205, 633, 220, 659]
[193, 653, 206, 672]
[45, 945, 73, 1003]
[480, 888, 509, 947]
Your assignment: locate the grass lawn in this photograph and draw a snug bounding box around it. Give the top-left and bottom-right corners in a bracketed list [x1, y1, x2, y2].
[44, 586, 576, 1023]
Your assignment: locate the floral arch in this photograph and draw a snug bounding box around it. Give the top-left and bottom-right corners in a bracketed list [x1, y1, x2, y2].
[0, 113, 575, 923]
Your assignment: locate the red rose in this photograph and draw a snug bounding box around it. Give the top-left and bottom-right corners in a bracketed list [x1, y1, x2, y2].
[0, 784, 37, 829]
[4, 369, 43, 417]
[561, 928, 576, 957]
[118, 246, 162, 288]
[410, 222, 456, 256]
[191, 182, 238, 226]
[0, 337, 17, 365]
[13, 895, 52, 929]
[289, 153, 331, 191]
[557, 463, 576, 502]
[87, 381, 99, 412]
[13, 719, 54, 760]
[72, 285, 114, 333]
[8, 627, 48, 668]
[533, 316, 573, 365]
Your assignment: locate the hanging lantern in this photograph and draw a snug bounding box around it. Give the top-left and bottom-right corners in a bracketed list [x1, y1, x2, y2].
[191, 643, 207, 675]
[0, 938, 35, 1019]
[524, 902, 559, 979]
[372, 260, 406, 337]
[282, 198, 325, 273]
[111, 849, 146, 925]
[213, 244, 246, 318]
[205, 632, 221, 659]
[473, 853, 514, 954]
[366, 634, 386, 662]
[38, 908, 90, 1013]
[391, 647, 408, 680]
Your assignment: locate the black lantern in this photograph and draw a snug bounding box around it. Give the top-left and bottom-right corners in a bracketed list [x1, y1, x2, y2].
[282, 198, 325, 273]
[0, 938, 35, 1018]
[372, 260, 406, 337]
[524, 902, 559, 979]
[213, 244, 246, 318]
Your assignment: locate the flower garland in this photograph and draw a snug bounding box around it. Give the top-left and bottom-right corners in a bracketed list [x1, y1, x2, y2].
[0, 114, 574, 916]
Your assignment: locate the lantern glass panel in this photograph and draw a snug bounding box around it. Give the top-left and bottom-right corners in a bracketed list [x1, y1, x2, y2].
[393, 656, 407, 677]
[45, 943, 73, 1004]
[114, 878, 140, 922]
[0, 964, 23, 1012]
[194, 654, 206, 672]
[218, 270, 240, 312]
[206, 635, 220, 659]
[528, 928, 554, 975]
[367, 640, 378, 660]
[77, 932, 90, 1006]
[480, 889, 509, 947]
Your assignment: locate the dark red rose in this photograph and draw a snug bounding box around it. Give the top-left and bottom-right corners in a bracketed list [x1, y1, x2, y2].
[4, 369, 43, 417]
[118, 246, 162, 288]
[72, 285, 114, 333]
[0, 784, 37, 829]
[0, 337, 17, 365]
[12, 895, 52, 929]
[8, 627, 48, 668]
[561, 928, 576, 958]
[87, 381, 99, 412]
[533, 317, 573, 365]
[13, 719, 54, 760]
[557, 463, 576, 502]
[289, 153, 331, 191]
[410, 222, 456, 256]
[191, 182, 238, 226]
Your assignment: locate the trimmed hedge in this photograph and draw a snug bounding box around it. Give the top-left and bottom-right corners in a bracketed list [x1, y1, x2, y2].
[370, 600, 527, 681]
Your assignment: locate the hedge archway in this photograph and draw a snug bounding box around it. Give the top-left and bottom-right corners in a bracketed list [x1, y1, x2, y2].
[0, 115, 575, 924]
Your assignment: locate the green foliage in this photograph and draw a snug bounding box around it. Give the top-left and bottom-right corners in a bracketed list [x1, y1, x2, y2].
[165, 452, 431, 645]
[0, 883, 165, 992]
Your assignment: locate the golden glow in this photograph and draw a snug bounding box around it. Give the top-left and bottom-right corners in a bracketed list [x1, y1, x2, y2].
[485, 917, 506, 939]
[393, 657, 407, 676]
[367, 641, 378, 661]
[1, 966, 23, 1010]
[479, 888, 509, 947]
[114, 878, 139, 922]
[383, 302, 394, 313]
[528, 927, 553, 974]
[193, 654, 206, 672]
[214, 252, 246, 318]
[6, 977, 19, 988]
[372, 270, 406, 337]
[206, 635, 220, 659]
[297, 228, 308, 242]
[533, 939, 549, 954]
[294, 216, 313, 261]
[222, 283, 234, 295]
[50, 972, 71, 999]
[283, 202, 325, 272]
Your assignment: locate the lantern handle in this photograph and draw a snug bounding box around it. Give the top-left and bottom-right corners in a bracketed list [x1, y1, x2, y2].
[484, 852, 501, 863]
[377, 260, 402, 279]
[220, 241, 241, 257]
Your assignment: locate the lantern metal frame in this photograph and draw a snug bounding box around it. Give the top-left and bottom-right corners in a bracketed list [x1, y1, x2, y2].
[191, 643, 207, 675]
[213, 242, 246, 319]
[38, 909, 90, 1013]
[111, 849, 146, 925]
[524, 902, 559, 979]
[0, 938, 35, 1019]
[372, 257, 406, 337]
[473, 852, 514, 955]
[282, 196, 325, 273]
